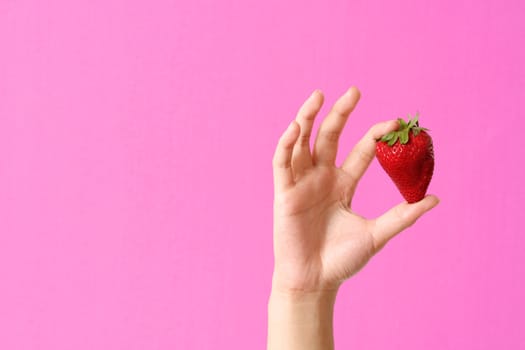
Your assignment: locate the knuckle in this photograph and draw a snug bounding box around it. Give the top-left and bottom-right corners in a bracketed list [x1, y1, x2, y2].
[357, 148, 374, 163]
[298, 134, 311, 146]
[394, 206, 416, 228]
[332, 104, 351, 119]
[394, 205, 405, 220]
[300, 112, 317, 121]
[320, 129, 340, 143]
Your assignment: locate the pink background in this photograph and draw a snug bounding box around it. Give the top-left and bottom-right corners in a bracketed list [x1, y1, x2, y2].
[1, 0, 524, 348]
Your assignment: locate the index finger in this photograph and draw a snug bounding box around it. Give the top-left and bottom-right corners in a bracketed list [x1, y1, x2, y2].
[341, 120, 398, 183]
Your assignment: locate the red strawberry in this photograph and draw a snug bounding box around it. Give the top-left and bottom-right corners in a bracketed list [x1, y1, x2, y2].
[375, 115, 434, 203]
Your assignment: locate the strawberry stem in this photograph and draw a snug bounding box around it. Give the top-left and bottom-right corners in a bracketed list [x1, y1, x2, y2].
[379, 113, 428, 146]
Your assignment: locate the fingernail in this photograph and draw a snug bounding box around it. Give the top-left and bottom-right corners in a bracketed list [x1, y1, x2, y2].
[429, 195, 440, 208]
[348, 86, 359, 95]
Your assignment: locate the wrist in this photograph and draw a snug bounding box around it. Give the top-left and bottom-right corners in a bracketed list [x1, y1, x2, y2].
[268, 288, 337, 350]
[268, 288, 338, 325]
[270, 268, 341, 296]
[269, 286, 338, 305]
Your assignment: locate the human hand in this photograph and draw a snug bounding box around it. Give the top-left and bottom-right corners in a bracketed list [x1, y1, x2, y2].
[271, 87, 439, 294]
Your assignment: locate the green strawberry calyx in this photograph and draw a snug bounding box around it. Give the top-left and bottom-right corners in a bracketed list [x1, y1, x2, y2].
[379, 113, 429, 146]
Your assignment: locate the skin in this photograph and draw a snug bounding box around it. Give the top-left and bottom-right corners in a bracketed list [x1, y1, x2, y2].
[268, 87, 439, 350]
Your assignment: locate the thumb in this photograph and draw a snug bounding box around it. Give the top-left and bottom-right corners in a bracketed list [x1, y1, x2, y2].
[370, 195, 440, 251]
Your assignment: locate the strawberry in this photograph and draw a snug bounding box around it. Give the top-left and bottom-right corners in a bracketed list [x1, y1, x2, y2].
[375, 115, 434, 203]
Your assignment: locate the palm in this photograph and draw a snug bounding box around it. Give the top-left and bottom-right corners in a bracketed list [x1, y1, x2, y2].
[274, 165, 374, 291]
[272, 88, 438, 292]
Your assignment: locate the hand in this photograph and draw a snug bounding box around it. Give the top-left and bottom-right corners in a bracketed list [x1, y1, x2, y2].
[271, 87, 439, 294]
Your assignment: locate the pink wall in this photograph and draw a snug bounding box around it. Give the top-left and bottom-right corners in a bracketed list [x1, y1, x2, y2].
[1, 0, 524, 348]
